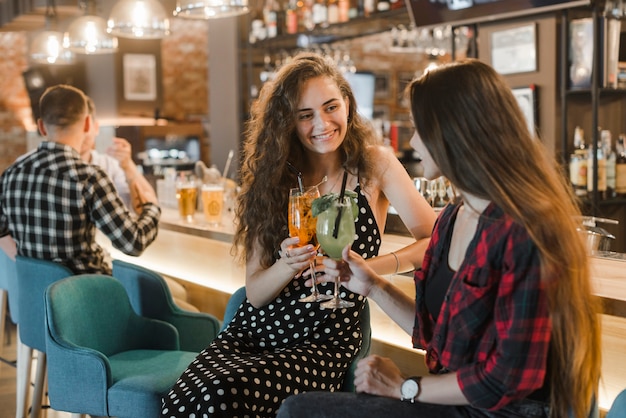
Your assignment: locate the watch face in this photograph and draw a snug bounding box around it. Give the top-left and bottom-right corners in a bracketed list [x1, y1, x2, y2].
[401, 378, 419, 399]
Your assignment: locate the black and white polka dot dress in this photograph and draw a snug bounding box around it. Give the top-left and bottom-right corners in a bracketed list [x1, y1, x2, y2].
[162, 186, 381, 418]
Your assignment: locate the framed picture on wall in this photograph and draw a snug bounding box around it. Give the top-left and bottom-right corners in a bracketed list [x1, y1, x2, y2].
[512, 85, 537, 136]
[123, 53, 157, 101]
[491, 23, 537, 75]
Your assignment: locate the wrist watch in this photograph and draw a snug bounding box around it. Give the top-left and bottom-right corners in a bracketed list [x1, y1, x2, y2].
[400, 376, 422, 403]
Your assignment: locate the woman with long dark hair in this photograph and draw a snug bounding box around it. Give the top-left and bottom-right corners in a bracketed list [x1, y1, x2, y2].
[277, 59, 601, 418]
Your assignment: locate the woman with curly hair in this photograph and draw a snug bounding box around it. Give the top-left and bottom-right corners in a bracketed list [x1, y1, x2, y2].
[277, 59, 602, 418]
[161, 52, 436, 417]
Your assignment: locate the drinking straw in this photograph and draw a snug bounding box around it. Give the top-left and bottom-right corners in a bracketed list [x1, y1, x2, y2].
[223, 149, 234, 179]
[287, 161, 304, 193]
[332, 171, 348, 238]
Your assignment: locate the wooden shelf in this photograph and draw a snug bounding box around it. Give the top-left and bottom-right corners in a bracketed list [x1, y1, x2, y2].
[246, 9, 411, 51]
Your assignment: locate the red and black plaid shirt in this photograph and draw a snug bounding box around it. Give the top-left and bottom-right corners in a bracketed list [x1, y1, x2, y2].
[413, 202, 551, 410]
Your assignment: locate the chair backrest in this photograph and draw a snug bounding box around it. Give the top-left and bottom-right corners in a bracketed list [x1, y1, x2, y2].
[219, 286, 372, 391]
[15, 255, 74, 351]
[607, 390, 626, 418]
[220, 286, 247, 332]
[0, 248, 18, 324]
[112, 259, 175, 318]
[45, 274, 179, 356]
[112, 259, 220, 352]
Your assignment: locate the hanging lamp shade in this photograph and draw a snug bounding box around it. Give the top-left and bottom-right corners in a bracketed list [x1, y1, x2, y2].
[174, 0, 249, 19]
[108, 0, 170, 39]
[30, 30, 76, 65]
[64, 15, 118, 54]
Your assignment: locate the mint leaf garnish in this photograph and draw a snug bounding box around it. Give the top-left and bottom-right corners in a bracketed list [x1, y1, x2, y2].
[312, 190, 358, 220]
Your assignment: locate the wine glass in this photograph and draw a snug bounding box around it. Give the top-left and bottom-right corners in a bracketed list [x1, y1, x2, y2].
[289, 187, 331, 302]
[435, 176, 447, 207]
[316, 195, 356, 309]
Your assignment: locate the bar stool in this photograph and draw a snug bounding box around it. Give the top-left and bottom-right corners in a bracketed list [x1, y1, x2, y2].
[15, 256, 73, 418]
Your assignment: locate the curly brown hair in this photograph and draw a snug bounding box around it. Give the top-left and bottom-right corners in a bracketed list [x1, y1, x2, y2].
[233, 52, 378, 268]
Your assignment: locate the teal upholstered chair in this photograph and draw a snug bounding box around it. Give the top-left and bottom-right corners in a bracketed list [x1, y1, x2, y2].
[0, 247, 17, 350]
[607, 390, 626, 418]
[112, 259, 220, 353]
[15, 255, 74, 418]
[220, 286, 371, 392]
[0, 248, 25, 418]
[44, 274, 198, 418]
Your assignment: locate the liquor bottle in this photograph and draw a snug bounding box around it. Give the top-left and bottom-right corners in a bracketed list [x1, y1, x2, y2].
[312, 0, 328, 28]
[616, 134, 626, 197]
[587, 131, 607, 196]
[338, 0, 349, 22]
[348, 0, 359, 19]
[285, 0, 298, 34]
[602, 129, 616, 199]
[300, 0, 315, 31]
[249, 7, 267, 44]
[569, 126, 588, 197]
[376, 0, 390, 12]
[363, 0, 375, 16]
[327, 0, 339, 24]
[264, 0, 278, 38]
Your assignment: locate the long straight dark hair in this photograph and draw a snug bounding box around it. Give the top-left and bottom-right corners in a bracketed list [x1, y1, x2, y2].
[409, 59, 601, 418]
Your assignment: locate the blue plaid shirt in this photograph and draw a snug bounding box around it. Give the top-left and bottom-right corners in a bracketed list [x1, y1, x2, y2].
[0, 141, 160, 274]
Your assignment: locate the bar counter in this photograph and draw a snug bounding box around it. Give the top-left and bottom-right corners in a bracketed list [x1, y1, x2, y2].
[97, 208, 626, 412]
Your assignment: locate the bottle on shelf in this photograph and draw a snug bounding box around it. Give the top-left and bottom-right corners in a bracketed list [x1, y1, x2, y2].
[327, 0, 340, 24]
[312, 0, 328, 28]
[285, 0, 299, 34]
[602, 129, 616, 199]
[338, 0, 350, 22]
[616, 134, 626, 198]
[363, 0, 375, 17]
[264, 0, 278, 38]
[569, 126, 588, 197]
[376, 0, 390, 12]
[587, 129, 607, 197]
[300, 0, 315, 31]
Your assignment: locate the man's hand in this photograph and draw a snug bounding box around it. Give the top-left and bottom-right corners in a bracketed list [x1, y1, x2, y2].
[107, 137, 134, 171]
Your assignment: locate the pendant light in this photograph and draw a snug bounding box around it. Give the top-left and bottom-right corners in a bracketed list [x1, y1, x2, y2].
[174, 0, 249, 19]
[29, 0, 75, 64]
[107, 0, 170, 39]
[64, 0, 118, 54]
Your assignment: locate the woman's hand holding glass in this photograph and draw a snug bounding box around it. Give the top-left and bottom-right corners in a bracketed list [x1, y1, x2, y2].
[288, 187, 331, 302]
[320, 246, 379, 299]
[316, 194, 356, 309]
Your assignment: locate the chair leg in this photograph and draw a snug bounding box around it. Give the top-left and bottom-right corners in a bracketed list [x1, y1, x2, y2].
[29, 351, 46, 418]
[0, 289, 6, 356]
[16, 332, 32, 418]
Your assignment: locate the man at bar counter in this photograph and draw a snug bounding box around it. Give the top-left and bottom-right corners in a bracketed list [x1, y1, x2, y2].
[0, 84, 160, 274]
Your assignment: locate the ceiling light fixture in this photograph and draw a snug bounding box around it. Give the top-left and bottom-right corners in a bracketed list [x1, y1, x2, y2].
[108, 0, 170, 39]
[29, 0, 75, 64]
[64, 0, 118, 54]
[174, 0, 249, 19]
